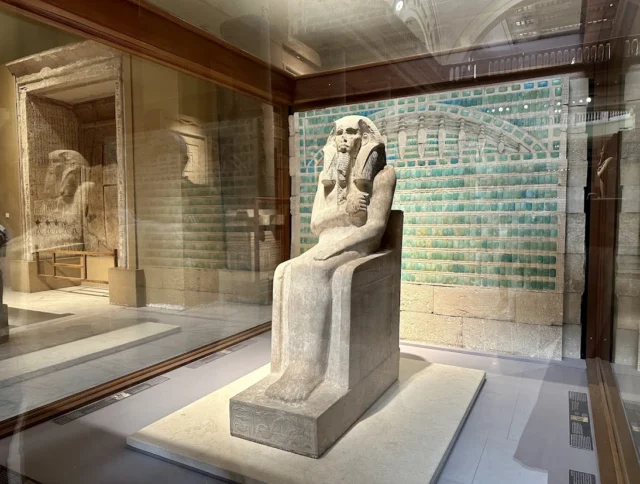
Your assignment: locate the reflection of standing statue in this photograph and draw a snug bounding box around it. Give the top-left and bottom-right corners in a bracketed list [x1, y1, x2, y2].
[230, 116, 402, 458]
[37, 150, 93, 249]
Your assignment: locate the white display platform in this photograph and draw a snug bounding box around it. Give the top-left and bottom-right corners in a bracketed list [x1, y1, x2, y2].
[127, 358, 485, 484]
[0, 322, 180, 386]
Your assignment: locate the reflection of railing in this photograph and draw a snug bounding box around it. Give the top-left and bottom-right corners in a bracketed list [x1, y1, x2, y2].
[571, 110, 635, 132]
[34, 249, 118, 284]
[447, 39, 618, 82]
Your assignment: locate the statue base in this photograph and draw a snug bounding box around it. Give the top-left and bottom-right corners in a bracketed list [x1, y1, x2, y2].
[230, 349, 399, 458]
[127, 359, 485, 484]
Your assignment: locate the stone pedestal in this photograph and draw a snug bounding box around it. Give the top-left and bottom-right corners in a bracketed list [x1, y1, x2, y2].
[108, 268, 146, 307]
[127, 359, 485, 484]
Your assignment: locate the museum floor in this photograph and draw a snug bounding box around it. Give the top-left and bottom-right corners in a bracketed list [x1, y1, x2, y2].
[0, 288, 271, 421]
[0, 332, 600, 484]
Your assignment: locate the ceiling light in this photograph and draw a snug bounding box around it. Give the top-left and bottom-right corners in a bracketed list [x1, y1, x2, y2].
[587, 97, 592, 103]
[395, 0, 404, 12]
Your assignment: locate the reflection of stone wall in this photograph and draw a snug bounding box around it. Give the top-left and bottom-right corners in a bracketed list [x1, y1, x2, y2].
[27, 96, 82, 250]
[76, 96, 118, 252]
[616, 66, 640, 368]
[291, 75, 588, 360]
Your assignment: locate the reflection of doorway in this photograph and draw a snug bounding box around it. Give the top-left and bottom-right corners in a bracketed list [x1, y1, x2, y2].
[6, 41, 126, 286]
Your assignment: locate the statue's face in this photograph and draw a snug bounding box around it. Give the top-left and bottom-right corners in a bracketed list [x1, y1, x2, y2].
[334, 119, 362, 154]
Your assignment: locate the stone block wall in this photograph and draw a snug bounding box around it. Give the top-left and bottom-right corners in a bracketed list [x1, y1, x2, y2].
[291, 75, 589, 360]
[615, 66, 640, 368]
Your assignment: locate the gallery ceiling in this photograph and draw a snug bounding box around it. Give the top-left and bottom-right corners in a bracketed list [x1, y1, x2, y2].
[146, 0, 620, 73]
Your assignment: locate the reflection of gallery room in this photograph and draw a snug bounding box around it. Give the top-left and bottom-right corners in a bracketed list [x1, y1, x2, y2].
[2, 1, 640, 483]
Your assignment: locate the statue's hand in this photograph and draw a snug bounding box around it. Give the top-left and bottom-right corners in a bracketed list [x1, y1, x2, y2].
[346, 191, 369, 215]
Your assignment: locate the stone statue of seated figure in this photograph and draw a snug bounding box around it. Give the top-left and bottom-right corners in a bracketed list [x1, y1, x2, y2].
[265, 115, 397, 402]
[230, 115, 401, 457]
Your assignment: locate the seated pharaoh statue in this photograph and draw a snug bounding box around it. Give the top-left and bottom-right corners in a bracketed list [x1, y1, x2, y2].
[230, 115, 402, 458]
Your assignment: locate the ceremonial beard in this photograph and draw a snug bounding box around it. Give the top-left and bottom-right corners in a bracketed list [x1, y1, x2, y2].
[336, 151, 351, 204]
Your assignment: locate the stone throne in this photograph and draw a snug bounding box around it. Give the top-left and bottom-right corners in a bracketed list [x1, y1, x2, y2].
[230, 211, 402, 457]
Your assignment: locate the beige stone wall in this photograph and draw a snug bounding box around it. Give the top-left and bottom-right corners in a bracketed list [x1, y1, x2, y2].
[0, 9, 79, 268]
[400, 284, 564, 359]
[615, 66, 640, 368]
[0, 67, 21, 261]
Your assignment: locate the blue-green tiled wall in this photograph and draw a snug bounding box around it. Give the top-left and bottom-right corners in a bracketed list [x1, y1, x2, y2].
[293, 77, 567, 292]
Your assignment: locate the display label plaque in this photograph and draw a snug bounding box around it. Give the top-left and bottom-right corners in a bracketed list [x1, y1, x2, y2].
[569, 469, 596, 484]
[569, 391, 593, 450]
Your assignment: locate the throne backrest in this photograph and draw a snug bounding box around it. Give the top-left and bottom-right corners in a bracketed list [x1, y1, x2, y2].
[379, 210, 403, 253]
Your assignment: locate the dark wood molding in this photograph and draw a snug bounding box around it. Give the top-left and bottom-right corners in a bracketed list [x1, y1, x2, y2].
[0, 322, 271, 439]
[585, 62, 623, 359]
[586, 358, 623, 484]
[294, 63, 590, 112]
[600, 360, 640, 483]
[0, 0, 295, 105]
[587, 358, 640, 484]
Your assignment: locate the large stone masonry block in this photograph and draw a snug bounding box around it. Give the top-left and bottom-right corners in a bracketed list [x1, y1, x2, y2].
[616, 295, 640, 330]
[617, 213, 640, 256]
[566, 187, 585, 213]
[564, 292, 582, 325]
[565, 254, 586, 293]
[614, 328, 638, 367]
[400, 311, 462, 347]
[621, 185, 640, 213]
[567, 162, 589, 189]
[462, 318, 512, 354]
[563, 324, 581, 359]
[433, 286, 515, 321]
[568, 106, 587, 133]
[515, 292, 563, 325]
[400, 283, 433, 313]
[621, 160, 640, 185]
[616, 255, 640, 297]
[567, 133, 588, 163]
[566, 214, 586, 254]
[184, 268, 219, 293]
[109, 268, 146, 307]
[461, 318, 562, 360]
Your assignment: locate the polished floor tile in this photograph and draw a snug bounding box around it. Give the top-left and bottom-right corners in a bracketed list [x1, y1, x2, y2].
[0, 336, 602, 484]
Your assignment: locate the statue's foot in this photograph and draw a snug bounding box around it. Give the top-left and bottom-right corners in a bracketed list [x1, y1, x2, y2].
[265, 367, 324, 403]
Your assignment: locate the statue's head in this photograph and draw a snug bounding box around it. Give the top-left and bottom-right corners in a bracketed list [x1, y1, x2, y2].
[334, 116, 362, 155]
[331, 115, 383, 155]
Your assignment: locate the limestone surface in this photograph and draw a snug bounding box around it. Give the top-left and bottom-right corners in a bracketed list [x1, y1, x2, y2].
[129, 359, 485, 484]
[230, 116, 400, 457]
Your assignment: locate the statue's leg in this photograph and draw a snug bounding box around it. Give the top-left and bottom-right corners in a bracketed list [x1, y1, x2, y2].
[265, 250, 358, 402]
[270, 259, 291, 374]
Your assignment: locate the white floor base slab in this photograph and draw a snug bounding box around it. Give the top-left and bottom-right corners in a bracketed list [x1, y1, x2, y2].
[127, 358, 485, 484]
[0, 322, 180, 386]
